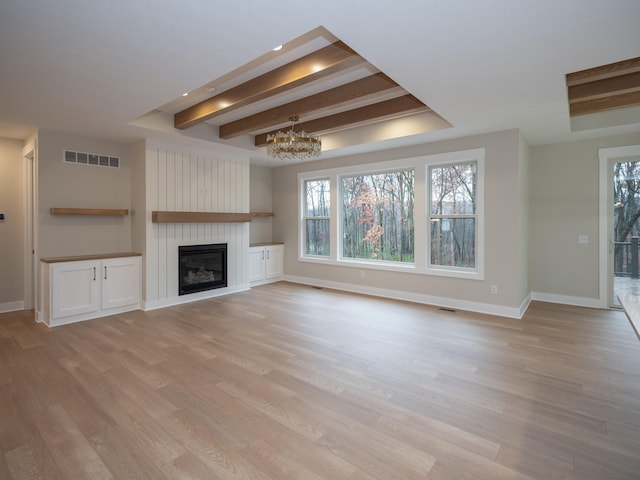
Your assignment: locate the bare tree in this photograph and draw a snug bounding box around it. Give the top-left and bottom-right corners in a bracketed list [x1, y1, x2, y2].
[613, 161, 640, 274]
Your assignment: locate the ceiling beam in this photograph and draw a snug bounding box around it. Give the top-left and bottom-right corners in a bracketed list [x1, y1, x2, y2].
[568, 71, 640, 103]
[570, 91, 640, 116]
[219, 73, 400, 139]
[566, 56, 640, 116]
[254, 95, 429, 147]
[174, 41, 366, 130]
[566, 56, 640, 86]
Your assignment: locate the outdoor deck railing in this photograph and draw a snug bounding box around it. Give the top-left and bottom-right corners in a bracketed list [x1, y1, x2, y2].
[615, 237, 640, 278]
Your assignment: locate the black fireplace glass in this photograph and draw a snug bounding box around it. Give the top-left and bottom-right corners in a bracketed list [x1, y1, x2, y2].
[179, 243, 227, 295]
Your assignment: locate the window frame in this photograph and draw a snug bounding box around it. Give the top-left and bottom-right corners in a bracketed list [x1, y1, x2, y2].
[425, 149, 484, 279]
[338, 167, 416, 266]
[300, 176, 331, 259]
[297, 148, 484, 280]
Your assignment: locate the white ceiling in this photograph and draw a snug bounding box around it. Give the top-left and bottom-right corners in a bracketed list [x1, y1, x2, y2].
[1, 0, 639, 166]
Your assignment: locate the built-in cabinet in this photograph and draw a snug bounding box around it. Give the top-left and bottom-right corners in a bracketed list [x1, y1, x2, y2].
[41, 253, 141, 327]
[249, 243, 284, 285]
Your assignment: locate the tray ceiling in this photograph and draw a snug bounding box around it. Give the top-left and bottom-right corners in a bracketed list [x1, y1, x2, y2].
[150, 28, 450, 154]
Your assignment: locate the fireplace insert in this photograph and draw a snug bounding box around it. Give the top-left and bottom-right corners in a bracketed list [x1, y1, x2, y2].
[179, 243, 227, 295]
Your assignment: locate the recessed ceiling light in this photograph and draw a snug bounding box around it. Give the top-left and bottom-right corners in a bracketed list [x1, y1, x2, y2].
[272, 45, 283, 51]
[182, 92, 189, 97]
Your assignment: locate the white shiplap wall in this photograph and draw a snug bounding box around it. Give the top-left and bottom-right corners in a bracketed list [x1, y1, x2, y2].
[144, 142, 250, 310]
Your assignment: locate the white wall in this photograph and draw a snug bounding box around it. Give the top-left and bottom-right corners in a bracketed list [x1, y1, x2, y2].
[143, 140, 250, 309]
[273, 129, 529, 318]
[0, 137, 25, 312]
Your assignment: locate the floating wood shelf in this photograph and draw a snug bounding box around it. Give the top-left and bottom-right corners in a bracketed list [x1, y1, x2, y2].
[250, 212, 274, 218]
[152, 211, 252, 223]
[50, 208, 129, 216]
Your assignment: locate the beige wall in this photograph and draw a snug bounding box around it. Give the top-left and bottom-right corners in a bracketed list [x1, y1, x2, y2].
[530, 132, 640, 302]
[249, 165, 273, 244]
[0, 138, 25, 310]
[130, 140, 147, 299]
[273, 129, 528, 316]
[4, 124, 635, 316]
[37, 129, 133, 259]
[519, 133, 531, 304]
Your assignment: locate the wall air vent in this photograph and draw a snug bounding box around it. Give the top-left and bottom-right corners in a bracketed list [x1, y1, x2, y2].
[63, 150, 120, 168]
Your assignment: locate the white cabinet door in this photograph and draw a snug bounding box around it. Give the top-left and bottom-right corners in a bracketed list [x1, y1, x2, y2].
[51, 260, 100, 319]
[250, 244, 284, 285]
[249, 247, 266, 283]
[265, 245, 283, 279]
[102, 257, 141, 310]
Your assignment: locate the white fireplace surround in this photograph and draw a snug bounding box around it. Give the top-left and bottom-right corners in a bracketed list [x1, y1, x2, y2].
[143, 238, 249, 311]
[140, 141, 251, 311]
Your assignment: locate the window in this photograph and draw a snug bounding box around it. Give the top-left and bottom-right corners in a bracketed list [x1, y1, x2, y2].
[298, 148, 483, 279]
[429, 161, 478, 270]
[341, 170, 414, 263]
[303, 178, 330, 256]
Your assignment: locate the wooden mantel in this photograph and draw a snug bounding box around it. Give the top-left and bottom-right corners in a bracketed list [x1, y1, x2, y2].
[152, 211, 253, 223]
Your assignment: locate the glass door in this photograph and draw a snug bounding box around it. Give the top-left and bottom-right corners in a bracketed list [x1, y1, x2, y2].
[600, 145, 640, 308]
[612, 158, 640, 307]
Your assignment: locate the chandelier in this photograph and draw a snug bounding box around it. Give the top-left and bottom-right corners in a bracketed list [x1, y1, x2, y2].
[266, 116, 321, 160]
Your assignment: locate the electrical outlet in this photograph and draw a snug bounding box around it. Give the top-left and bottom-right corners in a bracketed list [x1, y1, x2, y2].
[360, 270, 365, 278]
[578, 234, 589, 244]
[490, 285, 498, 295]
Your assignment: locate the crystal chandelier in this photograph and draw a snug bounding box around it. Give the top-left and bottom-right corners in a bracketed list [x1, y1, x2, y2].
[266, 116, 321, 160]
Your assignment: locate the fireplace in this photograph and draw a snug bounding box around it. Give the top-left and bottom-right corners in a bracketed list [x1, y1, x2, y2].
[179, 243, 227, 295]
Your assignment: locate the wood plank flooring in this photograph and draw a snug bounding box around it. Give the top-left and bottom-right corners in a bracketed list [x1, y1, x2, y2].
[1, 282, 640, 479]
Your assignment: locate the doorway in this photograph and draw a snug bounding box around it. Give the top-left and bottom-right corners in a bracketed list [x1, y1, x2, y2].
[599, 145, 640, 308]
[23, 141, 37, 313]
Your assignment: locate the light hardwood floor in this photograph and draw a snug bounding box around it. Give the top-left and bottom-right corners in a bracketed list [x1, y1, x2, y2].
[1, 282, 640, 479]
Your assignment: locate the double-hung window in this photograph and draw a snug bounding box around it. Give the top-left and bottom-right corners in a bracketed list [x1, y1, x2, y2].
[302, 178, 330, 257]
[428, 160, 479, 272]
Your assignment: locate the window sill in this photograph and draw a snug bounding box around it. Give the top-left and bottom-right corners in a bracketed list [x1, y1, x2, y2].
[299, 255, 483, 280]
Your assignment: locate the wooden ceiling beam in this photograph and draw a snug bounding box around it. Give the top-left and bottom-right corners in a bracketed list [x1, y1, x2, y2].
[219, 73, 400, 139]
[568, 71, 640, 103]
[174, 41, 366, 130]
[254, 95, 429, 147]
[566, 56, 640, 116]
[570, 91, 640, 116]
[566, 57, 640, 86]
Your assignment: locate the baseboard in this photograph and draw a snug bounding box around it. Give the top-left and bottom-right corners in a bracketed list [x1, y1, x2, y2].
[0, 300, 24, 314]
[283, 275, 526, 319]
[519, 293, 532, 318]
[143, 284, 251, 311]
[530, 292, 603, 308]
